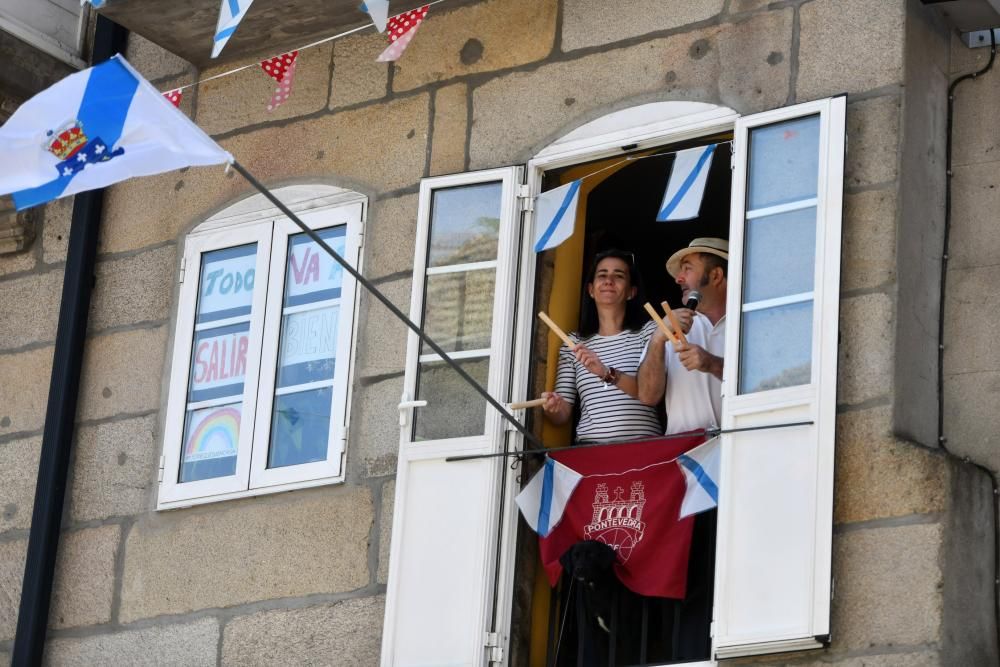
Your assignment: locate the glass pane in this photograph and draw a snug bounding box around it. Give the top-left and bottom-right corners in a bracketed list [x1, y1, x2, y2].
[422, 270, 495, 353]
[283, 227, 346, 307]
[743, 207, 817, 303]
[276, 305, 338, 388]
[196, 244, 257, 325]
[179, 403, 241, 482]
[747, 115, 820, 211]
[427, 182, 502, 267]
[188, 322, 251, 403]
[268, 387, 333, 468]
[413, 357, 490, 441]
[739, 301, 813, 394]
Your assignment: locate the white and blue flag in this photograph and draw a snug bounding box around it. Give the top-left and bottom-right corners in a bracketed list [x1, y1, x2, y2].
[360, 0, 390, 33]
[0, 56, 231, 211]
[80, 0, 107, 7]
[515, 457, 583, 537]
[533, 179, 581, 253]
[676, 436, 720, 519]
[212, 0, 255, 58]
[656, 144, 716, 222]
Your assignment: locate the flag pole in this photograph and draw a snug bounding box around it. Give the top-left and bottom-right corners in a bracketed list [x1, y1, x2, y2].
[444, 420, 816, 462]
[229, 160, 544, 450]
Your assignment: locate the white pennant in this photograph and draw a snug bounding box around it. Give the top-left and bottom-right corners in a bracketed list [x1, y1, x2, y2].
[361, 0, 390, 33]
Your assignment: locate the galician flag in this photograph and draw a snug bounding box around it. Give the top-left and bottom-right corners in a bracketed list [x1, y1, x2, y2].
[212, 0, 255, 58]
[676, 436, 720, 519]
[656, 144, 716, 221]
[0, 55, 231, 211]
[533, 179, 581, 252]
[516, 457, 583, 537]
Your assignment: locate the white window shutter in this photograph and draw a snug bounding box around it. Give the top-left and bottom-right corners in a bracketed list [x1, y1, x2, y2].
[714, 96, 845, 658]
[381, 167, 523, 666]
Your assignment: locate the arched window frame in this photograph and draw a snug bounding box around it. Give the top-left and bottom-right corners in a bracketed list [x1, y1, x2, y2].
[157, 184, 366, 509]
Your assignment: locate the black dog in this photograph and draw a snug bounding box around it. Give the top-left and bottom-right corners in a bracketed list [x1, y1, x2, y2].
[560, 540, 618, 634]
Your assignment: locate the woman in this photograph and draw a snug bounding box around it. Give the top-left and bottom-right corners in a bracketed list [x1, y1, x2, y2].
[542, 249, 661, 444]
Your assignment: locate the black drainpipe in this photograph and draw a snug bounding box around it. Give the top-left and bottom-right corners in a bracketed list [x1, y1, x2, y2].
[10, 15, 128, 666]
[939, 31, 1000, 658]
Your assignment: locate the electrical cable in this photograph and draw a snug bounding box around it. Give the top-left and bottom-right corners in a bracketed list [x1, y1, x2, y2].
[940, 28, 1000, 657]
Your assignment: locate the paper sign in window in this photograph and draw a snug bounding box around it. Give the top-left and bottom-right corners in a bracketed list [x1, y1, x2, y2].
[196, 245, 257, 324]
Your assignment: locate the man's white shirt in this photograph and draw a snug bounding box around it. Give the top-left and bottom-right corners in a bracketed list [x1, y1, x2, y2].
[643, 312, 726, 435]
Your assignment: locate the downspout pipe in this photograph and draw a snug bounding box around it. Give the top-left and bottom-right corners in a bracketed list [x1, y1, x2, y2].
[10, 16, 128, 666]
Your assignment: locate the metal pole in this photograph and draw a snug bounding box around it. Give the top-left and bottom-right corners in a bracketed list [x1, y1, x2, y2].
[229, 161, 543, 450]
[11, 20, 127, 667]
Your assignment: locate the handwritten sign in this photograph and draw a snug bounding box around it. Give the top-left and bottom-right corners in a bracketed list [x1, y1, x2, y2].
[189, 323, 250, 402]
[197, 245, 257, 323]
[284, 229, 345, 307]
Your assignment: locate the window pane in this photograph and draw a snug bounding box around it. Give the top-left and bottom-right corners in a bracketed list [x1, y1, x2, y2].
[427, 183, 501, 267]
[284, 227, 346, 306]
[269, 387, 333, 468]
[276, 306, 338, 387]
[747, 115, 820, 211]
[743, 207, 817, 303]
[422, 270, 495, 353]
[188, 322, 251, 403]
[179, 404, 241, 482]
[739, 301, 813, 394]
[196, 244, 257, 325]
[413, 357, 490, 441]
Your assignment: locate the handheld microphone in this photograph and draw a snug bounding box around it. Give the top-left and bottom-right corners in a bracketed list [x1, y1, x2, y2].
[684, 290, 701, 311]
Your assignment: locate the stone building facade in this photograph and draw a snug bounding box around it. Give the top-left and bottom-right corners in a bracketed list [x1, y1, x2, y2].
[0, 0, 997, 664]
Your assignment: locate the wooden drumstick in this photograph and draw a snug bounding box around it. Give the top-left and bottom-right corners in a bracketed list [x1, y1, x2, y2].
[662, 301, 688, 346]
[509, 398, 547, 410]
[538, 312, 576, 350]
[643, 302, 680, 345]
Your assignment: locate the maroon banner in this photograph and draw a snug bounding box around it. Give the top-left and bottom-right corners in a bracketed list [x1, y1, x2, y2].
[541, 433, 705, 599]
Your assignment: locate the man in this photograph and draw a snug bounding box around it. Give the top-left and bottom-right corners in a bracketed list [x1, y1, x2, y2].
[638, 237, 727, 434]
[637, 236, 728, 661]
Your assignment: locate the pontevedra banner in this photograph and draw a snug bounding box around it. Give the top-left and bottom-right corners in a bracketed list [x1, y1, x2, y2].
[540, 433, 705, 599]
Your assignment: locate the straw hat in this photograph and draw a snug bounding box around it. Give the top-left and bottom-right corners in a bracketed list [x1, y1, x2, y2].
[665, 237, 729, 278]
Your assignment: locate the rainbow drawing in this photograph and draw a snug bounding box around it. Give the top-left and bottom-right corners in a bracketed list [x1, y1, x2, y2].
[184, 406, 240, 462]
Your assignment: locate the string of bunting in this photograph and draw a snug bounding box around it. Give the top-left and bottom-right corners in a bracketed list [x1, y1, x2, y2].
[152, 0, 447, 111]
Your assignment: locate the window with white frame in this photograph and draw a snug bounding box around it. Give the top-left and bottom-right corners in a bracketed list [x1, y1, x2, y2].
[380, 97, 845, 666]
[158, 198, 363, 509]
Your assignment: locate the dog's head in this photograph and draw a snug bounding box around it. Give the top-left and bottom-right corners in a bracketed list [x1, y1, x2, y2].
[560, 540, 618, 583]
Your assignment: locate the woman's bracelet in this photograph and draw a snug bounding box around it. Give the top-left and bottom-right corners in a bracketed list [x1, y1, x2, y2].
[601, 366, 620, 386]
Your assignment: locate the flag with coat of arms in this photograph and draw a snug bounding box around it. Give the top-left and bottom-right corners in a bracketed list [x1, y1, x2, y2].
[0, 55, 231, 211]
[516, 433, 707, 599]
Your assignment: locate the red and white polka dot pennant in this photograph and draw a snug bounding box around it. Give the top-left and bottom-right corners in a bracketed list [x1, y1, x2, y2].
[376, 5, 429, 62]
[163, 89, 183, 108]
[260, 51, 300, 112]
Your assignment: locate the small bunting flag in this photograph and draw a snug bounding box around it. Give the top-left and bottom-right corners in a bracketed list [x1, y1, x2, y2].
[260, 51, 299, 112]
[376, 5, 429, 62]
[163, 89, 183, 108]
[80, 0, 107, 7]
[656, 144, 717, 222]
[212, 0, 255, 59]
[361, 0, 390, 33]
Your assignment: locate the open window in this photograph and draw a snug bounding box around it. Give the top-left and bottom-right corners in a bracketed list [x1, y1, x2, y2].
[158, 192, 364, 509]
[381, 97, 845, 666]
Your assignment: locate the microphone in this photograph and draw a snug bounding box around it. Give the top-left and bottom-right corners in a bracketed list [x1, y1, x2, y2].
[683, 290, 701, 311]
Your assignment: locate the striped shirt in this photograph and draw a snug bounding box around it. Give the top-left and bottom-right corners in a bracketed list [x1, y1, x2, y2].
[555, 320, 662, 444]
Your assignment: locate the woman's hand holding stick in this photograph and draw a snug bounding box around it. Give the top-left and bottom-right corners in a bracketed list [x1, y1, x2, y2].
[538, 312, 576, 350]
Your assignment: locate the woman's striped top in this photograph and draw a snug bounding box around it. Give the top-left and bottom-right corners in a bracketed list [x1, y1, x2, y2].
[555, 320, 662, 444]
